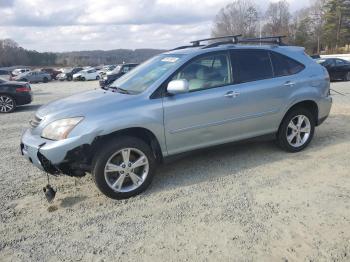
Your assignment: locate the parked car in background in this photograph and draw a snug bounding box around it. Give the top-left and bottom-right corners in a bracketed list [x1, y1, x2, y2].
[0, 78, 32, 113]
[57, 67, 83, 81]
[21, 35, 332, 199]
[317, 58, 350, 81]
[13, 71, 51, 83]
[98, 65, 117, 77]
[99, 63, 138, 88]
[10, 68, 30, 79]
[0, 69, 9, 75]
[41, 68, 61, 80]
[73, 68, 100, 81]
[310, 54, 320, 59]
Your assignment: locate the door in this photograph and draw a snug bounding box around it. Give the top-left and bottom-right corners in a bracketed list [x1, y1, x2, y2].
[163, 52, 242, 155]
[334, 59, 350, 79]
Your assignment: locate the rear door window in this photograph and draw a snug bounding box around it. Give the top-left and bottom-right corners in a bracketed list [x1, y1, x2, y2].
[270, 51, 305, 77]
[231, 50, 273, 83]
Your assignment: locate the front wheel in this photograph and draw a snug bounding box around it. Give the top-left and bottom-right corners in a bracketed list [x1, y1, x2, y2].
[92, 136, 156, 199]
[277, 108, 315, 152]
[43, 77, 48, 83]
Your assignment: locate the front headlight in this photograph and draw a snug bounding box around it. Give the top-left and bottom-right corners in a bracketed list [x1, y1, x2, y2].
[41, 117, 84, 140]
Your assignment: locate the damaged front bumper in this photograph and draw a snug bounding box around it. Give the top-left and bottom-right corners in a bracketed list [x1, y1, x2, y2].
[20, 129, 96, 175]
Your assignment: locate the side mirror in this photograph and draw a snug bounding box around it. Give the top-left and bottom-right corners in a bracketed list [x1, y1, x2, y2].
[167, 79, 189, 95]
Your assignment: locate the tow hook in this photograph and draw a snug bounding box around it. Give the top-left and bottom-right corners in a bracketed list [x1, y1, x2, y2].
[43, 173, 56, 202]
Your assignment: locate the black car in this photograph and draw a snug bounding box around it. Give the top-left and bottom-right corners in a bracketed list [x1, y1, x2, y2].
[99, 63, 138, 88]
[57, 67, 83, 81]
[0, 78, 32, 113]
[317, 58, 350, 81]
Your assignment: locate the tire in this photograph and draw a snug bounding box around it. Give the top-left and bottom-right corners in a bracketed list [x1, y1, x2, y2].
[276, 108, 315, 152]
[22, 78, 28, 82]
[43, 77, 48, 83]
[81, 77, 86, 81]
[96, 75, 100, 80]
[92, 136, 156, 199]
[0, 94, 16, 113]
[67, 76, 72, 81]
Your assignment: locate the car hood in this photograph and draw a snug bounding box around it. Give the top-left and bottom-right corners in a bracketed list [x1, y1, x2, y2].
[36, 89, 136, 119]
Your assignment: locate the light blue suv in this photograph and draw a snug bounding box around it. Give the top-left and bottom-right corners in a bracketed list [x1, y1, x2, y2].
[21, 36, 332, 199]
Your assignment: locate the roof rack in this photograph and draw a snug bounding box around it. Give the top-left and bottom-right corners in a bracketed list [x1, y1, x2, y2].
[237, 36, 287, 46]
[170, 35, 241, 51]
[190, 35, 242, 47]
[170, 35, 287, 51]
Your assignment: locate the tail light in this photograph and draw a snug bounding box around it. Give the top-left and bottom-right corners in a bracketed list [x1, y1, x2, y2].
[16, 87, 31, 93]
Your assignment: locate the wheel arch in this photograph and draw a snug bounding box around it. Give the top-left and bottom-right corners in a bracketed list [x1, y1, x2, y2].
[280, 100, 319, 128]
[92, 127, 164, 164]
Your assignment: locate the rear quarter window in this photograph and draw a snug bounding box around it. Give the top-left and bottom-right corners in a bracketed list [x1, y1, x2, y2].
[270, 51, 305, 77]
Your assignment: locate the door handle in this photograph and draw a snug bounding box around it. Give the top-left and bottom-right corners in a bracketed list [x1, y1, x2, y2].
[284, 81, 295, 87]
[224, 91, 240, 98]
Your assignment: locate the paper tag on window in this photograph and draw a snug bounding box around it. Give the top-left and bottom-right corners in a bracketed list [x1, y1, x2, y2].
[161, 57, 179, 63]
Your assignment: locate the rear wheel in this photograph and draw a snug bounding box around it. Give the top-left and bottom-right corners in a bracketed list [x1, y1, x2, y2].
[96, 75, 100, 80]
[344, 71, 350, 81]
[67, 76, 72, 81]
[43, 77, 48, 83]
[92, 136, 156, 199]
[0, 95, 16, 113]
[277, 108, 315, 152]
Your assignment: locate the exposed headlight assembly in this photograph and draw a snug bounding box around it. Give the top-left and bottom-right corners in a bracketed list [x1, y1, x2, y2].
[41, 117, 84, 140]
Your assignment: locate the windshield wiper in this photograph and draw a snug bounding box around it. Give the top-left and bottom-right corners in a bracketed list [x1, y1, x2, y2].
[108, 86, 131, 94]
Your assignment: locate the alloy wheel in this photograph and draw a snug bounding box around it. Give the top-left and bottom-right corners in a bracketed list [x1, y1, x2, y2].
[286, 115, 311, 148]
[104, 148, 149, 193]
[0, 95, 15, 113]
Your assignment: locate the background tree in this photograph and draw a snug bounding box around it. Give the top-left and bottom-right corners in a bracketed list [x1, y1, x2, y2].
[262, 0, 291, 40]
[323, 0, 350, 51]
[211, 0, 259, 38]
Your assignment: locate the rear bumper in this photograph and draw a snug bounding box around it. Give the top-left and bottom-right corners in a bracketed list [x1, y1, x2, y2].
[15, 92, 32, 106]
[317, 96, 332, 126]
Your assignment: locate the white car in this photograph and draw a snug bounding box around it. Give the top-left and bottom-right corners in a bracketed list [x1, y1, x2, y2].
[11, 68, 30, 76]
[73, 68, 100, 81]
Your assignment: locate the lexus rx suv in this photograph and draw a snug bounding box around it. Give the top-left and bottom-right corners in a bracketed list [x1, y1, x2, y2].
[20, 36, 332, 200]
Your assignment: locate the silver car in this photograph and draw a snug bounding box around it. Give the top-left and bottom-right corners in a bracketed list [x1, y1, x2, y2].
[20, 36, 332, 199]
[14, 71, 51, 83]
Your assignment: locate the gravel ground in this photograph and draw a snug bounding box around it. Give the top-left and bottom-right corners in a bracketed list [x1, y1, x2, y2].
[0, 80, 349, 261]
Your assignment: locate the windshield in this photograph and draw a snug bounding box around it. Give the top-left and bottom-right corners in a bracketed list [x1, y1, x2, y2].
[109, 54, 184, 94]
[63, 68, 72, 73]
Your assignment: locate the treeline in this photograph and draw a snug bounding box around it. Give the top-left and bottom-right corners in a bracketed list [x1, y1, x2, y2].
[0, 39, 164, 67]
[0, 39, 57, 67]
[212, 0, 350, 54]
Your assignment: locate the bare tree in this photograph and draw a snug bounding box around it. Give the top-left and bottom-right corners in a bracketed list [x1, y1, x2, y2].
[211, 0, 259, 38]
[262, 0, 291, 38]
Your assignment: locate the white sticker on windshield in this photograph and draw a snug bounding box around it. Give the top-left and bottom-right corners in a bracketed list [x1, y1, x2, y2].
[161, 57, 179, 63]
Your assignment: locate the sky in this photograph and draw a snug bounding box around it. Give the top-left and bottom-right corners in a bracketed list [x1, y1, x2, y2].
[0, 0, 311, 52]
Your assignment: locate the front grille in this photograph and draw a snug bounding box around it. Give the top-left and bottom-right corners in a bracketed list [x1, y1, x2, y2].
[29, 115, 42, 128]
